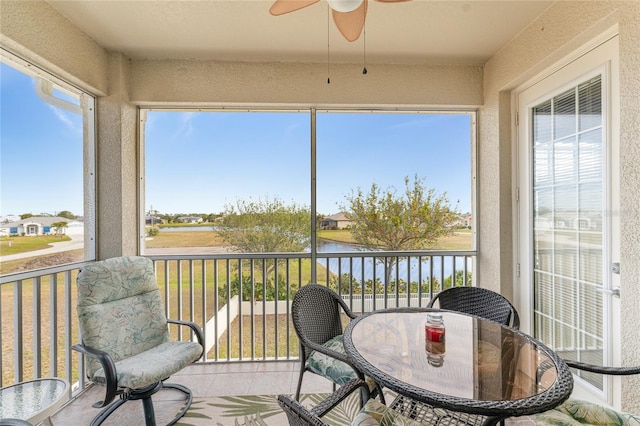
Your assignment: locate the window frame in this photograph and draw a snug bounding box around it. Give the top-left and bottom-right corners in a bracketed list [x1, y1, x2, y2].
[138, 107, 478, 258]
[0, 49, 97, 268]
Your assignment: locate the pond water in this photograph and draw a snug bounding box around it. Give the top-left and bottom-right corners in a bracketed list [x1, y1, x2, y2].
[158, 227, 469, 283]
[159, 226, 222, 232]
[317, 239, 469, 284]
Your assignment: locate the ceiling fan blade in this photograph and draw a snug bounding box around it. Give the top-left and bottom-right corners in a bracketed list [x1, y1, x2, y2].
[269, 0, 320, 16]
[332, 0, 368, 42]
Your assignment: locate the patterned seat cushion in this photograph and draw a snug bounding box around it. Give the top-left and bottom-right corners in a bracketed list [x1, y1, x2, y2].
[78, 256, 204, 390]
[77, 256, 172, 379]
[351, 398, 424, 426]
[93, 340, 203, 389]
[307, 335, 377, 392]
[532, 399, 640, 425]
[307, 335, 356, 386]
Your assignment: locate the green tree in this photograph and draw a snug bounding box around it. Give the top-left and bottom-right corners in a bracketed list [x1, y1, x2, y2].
[20, 213, 33, 220]
[51, 221, 68, 237]
[341, 175, 458, 286]
[219, 196, 311, 276]
[203, 213, 221, 223]
[57, 210, 76, 220]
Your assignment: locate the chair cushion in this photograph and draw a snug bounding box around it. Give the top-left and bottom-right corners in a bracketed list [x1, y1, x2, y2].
[307, 335, 378, 392]
[77, 256, 158, 306]
[307, 335, 356, 386]
[532, 399, 640, 425]
[93, 341, 203, 389]
[351, 399, 424, 426]
[77, 256, 171, 377]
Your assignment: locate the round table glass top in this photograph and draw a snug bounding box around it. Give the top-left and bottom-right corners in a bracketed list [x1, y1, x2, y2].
[348, 310, 558, 402]
[0, 378, 69, 421]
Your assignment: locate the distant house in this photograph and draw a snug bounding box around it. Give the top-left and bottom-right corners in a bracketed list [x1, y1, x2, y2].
[0, 216, 84, 236]
[145, 216, 165, 225]
[320, 212, 352, 230]
[453, 213, 473, 228]
[177, 216, 203, 224]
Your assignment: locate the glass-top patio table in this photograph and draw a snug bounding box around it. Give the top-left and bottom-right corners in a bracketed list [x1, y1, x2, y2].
[0, 378, 69, 425]
[343, 308, 574, 426]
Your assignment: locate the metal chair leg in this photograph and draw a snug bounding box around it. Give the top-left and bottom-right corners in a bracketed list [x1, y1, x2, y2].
[295, 367, 305, 400]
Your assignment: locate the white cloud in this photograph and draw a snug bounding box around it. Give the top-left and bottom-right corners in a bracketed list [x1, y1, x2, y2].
[49, 105, 79, 133]
[171, 112, 195, 141]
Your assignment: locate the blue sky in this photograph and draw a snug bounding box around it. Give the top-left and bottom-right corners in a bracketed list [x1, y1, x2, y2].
[1, 60, 472, 218]
[1, 62, 84, 217]
[145, 111, 472, 215]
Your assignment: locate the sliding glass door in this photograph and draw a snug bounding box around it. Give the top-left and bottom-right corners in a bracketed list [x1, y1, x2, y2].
[517, 36, 620, 403]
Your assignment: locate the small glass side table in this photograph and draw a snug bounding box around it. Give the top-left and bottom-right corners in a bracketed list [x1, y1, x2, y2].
[0, 378, 69, 425]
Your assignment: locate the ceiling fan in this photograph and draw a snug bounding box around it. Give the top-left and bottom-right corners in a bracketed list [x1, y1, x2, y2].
[269, 0, 410, 42]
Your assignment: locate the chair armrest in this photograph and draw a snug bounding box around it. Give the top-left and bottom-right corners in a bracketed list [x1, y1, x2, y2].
[565, 360, 640, 376]
[310, 378, 369, 417]
[277, 379, 369, 426]
[426, 293, 439, 308]
[302, 338, 363, 378]
[334, 293, 358, 320]
[71, 343, 118, 408]
[167, 318, 205, 358]
[277, 394, 326, 426]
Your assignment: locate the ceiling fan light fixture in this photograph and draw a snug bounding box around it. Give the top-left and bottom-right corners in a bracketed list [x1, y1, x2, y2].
[327, 0, 364, 13]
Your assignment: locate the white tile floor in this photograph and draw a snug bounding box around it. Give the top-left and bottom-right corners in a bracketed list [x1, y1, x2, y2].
[51, 361, 335, 425]
[172, 360, 335, 397]
[50, 362, 537, 425]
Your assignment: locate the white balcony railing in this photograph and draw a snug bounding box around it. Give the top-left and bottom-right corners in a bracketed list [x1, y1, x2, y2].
[0, 250, 474, 394]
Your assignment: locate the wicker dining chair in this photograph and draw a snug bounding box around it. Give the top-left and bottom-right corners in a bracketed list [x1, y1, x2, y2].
[427, 286, 520, 329]
[427, 286, 521, 426]
[292, 284, 383, 404]
[278, 379, 368, 426]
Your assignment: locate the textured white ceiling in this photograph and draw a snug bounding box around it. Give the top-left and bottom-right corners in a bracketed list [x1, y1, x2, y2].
[47, 0, 553, 65]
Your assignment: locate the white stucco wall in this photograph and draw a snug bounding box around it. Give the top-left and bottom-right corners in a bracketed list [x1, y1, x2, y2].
[97, 52, 139, 259]
[131, 60, 483, 107]
[0, 0, 109, 95]
[481, 1, 640, 412]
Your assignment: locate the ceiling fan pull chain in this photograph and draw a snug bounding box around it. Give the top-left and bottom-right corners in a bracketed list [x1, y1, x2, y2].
[327, 3, 331, 84]
[362, 24, 367, 75]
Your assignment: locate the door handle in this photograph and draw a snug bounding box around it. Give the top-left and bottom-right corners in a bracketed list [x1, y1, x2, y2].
[600, 287, 620, 298]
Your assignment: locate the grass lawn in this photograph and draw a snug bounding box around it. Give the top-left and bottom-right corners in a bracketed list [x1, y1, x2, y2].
[145, 231, 228, 248]
[0, 235, 71, 256]
[0, 249, 85, 275]
[318, 229, 473, 250]
[214, 313, 351, 360]
[317, 229, 358, 244]
[214, 314, 299, 360]
[1, 271, 83, 385]
[431, 230, 474, 250]
[146, 229, 473, 251]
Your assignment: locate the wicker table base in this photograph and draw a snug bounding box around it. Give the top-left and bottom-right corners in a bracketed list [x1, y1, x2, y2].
[390, 394, 493, 426]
